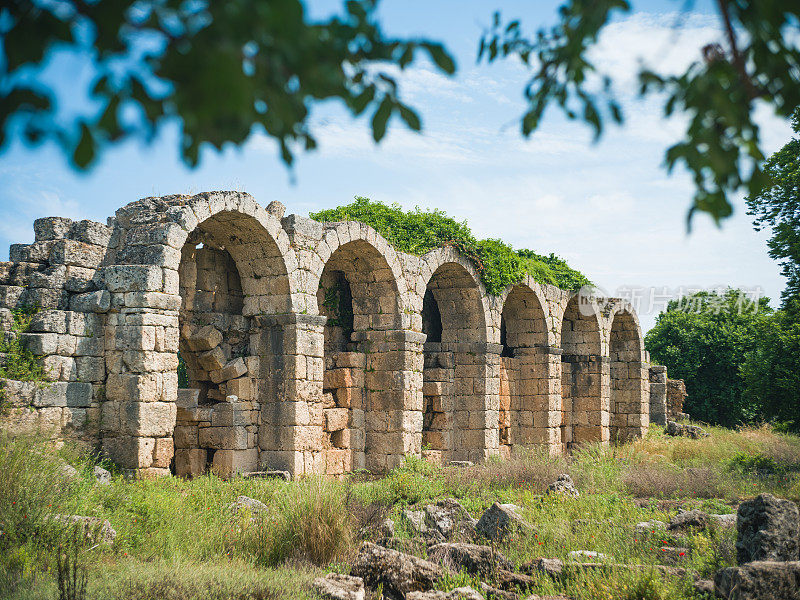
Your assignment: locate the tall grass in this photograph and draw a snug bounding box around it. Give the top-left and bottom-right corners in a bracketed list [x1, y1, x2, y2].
[242, 477, 354, 567]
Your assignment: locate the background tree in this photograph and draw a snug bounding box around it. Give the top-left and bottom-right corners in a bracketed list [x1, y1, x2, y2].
[0, 0, 454, 168]
[644, 289, 772, 427]
[746, 108, 800, 316]
[479, 1, 800, 224]
[2, 2, 799, 224]
[740, 312, 800, 432]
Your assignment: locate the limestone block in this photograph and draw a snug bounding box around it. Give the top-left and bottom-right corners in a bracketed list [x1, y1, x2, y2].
[49, 239, 105, 269]
[76, 356, 105, 382]
[61, 407, 87, 430]
[335, 352, 366, 369]
[322, 392, 336, 409]
[28, 265, 66, 289]
[20, 332, 58, 355]
[324, 408, 349, 432]
[225, 377, 253, 400]
[174, 425, 198, 448]
[331, 428, 350, 449]
[152, 437, 174, 468]
[198, 346, 227, 371]
[75, 335, 103, 356]
[212, 448, 258, 478]
[211, 358, 247, 383]
[34, 217, 72, 241]
[176, 388, 199, 409]
[70, 290, 111, 313]
[104, 436, 155, 469]
[68, 220, 113, 247]
[175, 448, 206, 478]
[33, 382, 92, 408]
[123, 292, 181, 311]
[199, 425, 249, 449]
[122, 350, 177, 373]
[187, 325, 222, 351]
[63, 266, 96, 293]
[42, 355, 77, 381]
[323, 368, 353, 389]
[102, 265, 163, 293]
[122, 401, 176, 437]
[211, 405, 253, 427]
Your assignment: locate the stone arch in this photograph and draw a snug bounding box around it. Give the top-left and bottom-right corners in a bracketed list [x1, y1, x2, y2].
[417, 248, 497, 463]
[310, 224, 406, 321]
[558, 294, 608, 447]
[316, 236, 410, 473]
[608, 303, 648, 442]
[497, 282, 555, 455]
[103, 192, 295, 478]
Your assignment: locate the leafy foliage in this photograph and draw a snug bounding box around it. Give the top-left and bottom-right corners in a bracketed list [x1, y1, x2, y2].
[0, 0, 455, 168]
[310, 197, 590, 294]
[746, 108, 800, 313]
[479, 1, 800, 224]
[644, 289, 772, 427]
[740, 312, 800, 433]
[0, 306, 46, 382]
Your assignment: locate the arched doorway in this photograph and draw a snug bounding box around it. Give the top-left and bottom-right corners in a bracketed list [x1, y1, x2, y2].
[499, 285, 549, 456]
[609, 309, 647, 442]
[317, 239, 404, 472]
[559, 296, 607, 447]
[421, 260, 489, 463]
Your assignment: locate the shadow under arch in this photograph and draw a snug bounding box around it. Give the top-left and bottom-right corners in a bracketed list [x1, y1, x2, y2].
[559, 295, 607, 448]
[173, 208, 292, 478]
[608, 307, 647, 442]
[421, 259, 491, 463]
[316, 238, 406, 473]
[499, 283, 552, 455]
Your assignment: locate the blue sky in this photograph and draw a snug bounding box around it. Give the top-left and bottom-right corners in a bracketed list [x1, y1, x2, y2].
[0, 0, 792, 332]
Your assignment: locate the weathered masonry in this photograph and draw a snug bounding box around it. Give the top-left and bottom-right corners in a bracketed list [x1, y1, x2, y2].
[0, 192, 665, 478]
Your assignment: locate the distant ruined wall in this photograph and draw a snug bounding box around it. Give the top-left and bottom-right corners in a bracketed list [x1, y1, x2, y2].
[0, 191, 654, 478]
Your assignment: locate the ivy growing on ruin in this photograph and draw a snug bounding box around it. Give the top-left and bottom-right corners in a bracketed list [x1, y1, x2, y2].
[0, 306, 45, 383]
[310, 197, 590, 295]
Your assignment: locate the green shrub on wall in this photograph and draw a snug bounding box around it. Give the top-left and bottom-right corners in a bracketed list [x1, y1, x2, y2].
[310, 197, 590, 294]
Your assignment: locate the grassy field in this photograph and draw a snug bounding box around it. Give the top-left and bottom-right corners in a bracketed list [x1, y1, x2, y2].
[2, 424, 799, 600]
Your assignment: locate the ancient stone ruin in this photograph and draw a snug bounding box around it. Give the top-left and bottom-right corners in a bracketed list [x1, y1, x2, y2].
[0, 191, 661, 478]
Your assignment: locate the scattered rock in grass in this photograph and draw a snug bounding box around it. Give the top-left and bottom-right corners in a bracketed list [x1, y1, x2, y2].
[407, 587, 483, 600]
[546, 473, 579, 497]
[479, 583, 518, 600]
[59, 463, 78, 480]
[476, 502, 530, 542]
[227, 495, 267, 515]
[712, 513, 737, 528]
[715, 560, 800, 600]
[93, 465, 111, 485]
[693, 579, 715, 596]
[425, 498, 478, 540]
[404, 499, 477, 543]
[428, 542, 512, 576]
[568, 550, 611, 561]
[351, 542, 444, 597]
[379, 518, 395, 538]
[312, 573, 365, 600]
[52, 515, 116, 545]
[736, 493, 800, 564]
[521, 557, 564, 578]
[242, 470, 291, 481]
[668, 509, 711, 532]
[449, 461, 474, 468]
[494, 568, 537, 592]
[376, 537, 428, 555]
[665, 420, 708, 439]
[635, 520, 668, 534]
[403, 509, 445, 543]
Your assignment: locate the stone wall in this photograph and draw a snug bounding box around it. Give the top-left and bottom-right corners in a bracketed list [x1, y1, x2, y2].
[0, 191, 656, 477]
